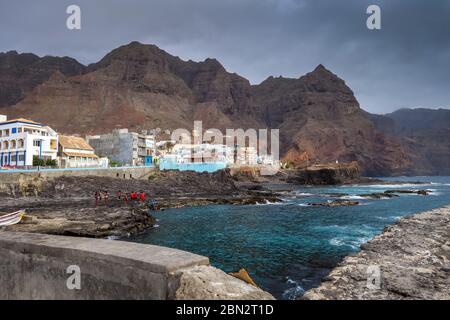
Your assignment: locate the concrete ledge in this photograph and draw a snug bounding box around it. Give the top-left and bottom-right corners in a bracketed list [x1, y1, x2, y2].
[0, 231, 275, 300]
[0, 231, 208, 299]
[0, 167, 156, 185]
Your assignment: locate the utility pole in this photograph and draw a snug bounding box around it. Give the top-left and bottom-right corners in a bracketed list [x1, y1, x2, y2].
[305, 152, 309, 171]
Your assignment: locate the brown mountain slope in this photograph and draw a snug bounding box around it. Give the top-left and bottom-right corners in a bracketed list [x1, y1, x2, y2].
[252, 65, 414, 176]
[3, 42, 259, 134]
[369, 109, 450, 175]
[0, 42, 440, 175]
[0, 51, 85, 108]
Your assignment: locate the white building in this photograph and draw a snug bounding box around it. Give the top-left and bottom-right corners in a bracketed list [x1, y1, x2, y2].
[0, 115, 58, 167]
[58, 135, 99, 168]
[168, 143, 234, 164]
[236, 146, 258, 165]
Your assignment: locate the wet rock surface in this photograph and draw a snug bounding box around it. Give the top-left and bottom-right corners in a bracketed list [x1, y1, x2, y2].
[0, 199, 156, 238]
[0, 170, 281, 238]
[384, 189, 431, 196]
[359, 192, 399, 199]
[308, 200, 360, 207]
[302, 205, 450, 300]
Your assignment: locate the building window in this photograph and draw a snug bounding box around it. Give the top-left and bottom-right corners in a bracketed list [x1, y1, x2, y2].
[11, 140, 16, 149]
[11, 155, 16, 162]
[50, 139, 57, 150]
[18, 154, 25, 161]
[33, 140, 41, 147]
[12, 128, 17, 134]
[18, 139, 24, 148]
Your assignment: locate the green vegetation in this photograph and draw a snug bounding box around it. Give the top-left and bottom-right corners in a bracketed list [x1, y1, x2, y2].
[148, 172, 158, 181]
[109, 159, 121, 167]
[45, 158, 57, 167]
[33, 156, 57, 167]
[33, 156, 45, 167]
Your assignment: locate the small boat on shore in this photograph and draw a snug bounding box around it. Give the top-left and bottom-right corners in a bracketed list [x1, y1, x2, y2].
[0, 210, 25, 227]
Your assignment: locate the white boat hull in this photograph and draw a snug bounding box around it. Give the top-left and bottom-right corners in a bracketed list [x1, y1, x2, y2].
[0, 210, 25, 226]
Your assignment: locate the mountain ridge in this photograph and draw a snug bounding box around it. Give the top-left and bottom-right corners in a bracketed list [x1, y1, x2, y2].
[0, 41, 447, 176]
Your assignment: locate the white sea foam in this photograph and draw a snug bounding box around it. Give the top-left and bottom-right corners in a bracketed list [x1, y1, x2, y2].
[255, 200, 287, 206]
[375, 215, 403, 221]
[282, 278, 305, 300]
[298, 203, 313, 207]
[329, 236, 370, 250]
[341, 195, 366, 200]
[367, 183, 431, 188]
[296, 192, 314, 196]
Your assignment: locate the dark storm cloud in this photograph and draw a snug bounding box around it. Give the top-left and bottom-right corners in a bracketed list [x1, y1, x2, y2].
[0, 0, 449, 113]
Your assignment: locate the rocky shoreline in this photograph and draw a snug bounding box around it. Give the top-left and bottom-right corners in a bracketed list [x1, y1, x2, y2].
[0, 170, 282, 238]
[0, 166, 432, 238]
[302, 205, 450, 300]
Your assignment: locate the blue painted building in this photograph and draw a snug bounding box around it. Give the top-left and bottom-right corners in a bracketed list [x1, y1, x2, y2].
[159, 158, 226, 173]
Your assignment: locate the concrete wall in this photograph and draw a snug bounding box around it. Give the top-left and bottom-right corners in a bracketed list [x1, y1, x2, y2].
[0, 232, 274, 300]
[87, 131, 136, 166]
[0, 166, 155, 184]
[0, 167, 157, 196]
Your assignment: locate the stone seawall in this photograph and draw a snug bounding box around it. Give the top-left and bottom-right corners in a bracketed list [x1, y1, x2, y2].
[0, 167, 156, 195]
[302, 205, 450, 300]
[0, 231, 274, 300]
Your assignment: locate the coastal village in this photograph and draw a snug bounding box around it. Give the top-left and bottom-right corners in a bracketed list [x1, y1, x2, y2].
[0, 0, 448, 303]
[0, 114, 275, 171]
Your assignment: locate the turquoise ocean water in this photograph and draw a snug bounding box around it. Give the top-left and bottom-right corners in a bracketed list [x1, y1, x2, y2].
[128, 176, 450, 299]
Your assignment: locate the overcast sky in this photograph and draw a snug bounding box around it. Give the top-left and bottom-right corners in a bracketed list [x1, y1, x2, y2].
[0, 0, 449, 114]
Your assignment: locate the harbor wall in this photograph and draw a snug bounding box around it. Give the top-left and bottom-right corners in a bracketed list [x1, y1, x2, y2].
[0, 232, 274, 300]
[0, 167, 156, 191]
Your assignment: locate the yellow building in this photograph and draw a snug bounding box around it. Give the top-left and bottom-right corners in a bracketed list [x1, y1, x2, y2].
[58, 135, 99, 168]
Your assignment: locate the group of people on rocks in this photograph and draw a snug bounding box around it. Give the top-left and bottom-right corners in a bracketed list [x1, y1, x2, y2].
[94, 190, 109, 205]
[94, 190, 146, 206]
[116, 190, 146, 204]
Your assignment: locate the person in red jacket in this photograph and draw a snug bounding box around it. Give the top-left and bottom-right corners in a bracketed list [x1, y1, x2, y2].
[130, 191, 137, 201]
[139, 191, 145, 202]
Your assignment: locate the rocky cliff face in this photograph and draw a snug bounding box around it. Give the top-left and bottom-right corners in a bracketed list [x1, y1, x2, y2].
[0, 51, 85, 108]
[252, 65, 414, 176]
[284, 162, 363, 185]
[369, 109, 450, 175]
[2, 42, 259, 134]
[0, 42, 445, 176]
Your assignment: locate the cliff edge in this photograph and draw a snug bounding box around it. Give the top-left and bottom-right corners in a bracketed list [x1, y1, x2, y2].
[302, 205, 450, 300]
